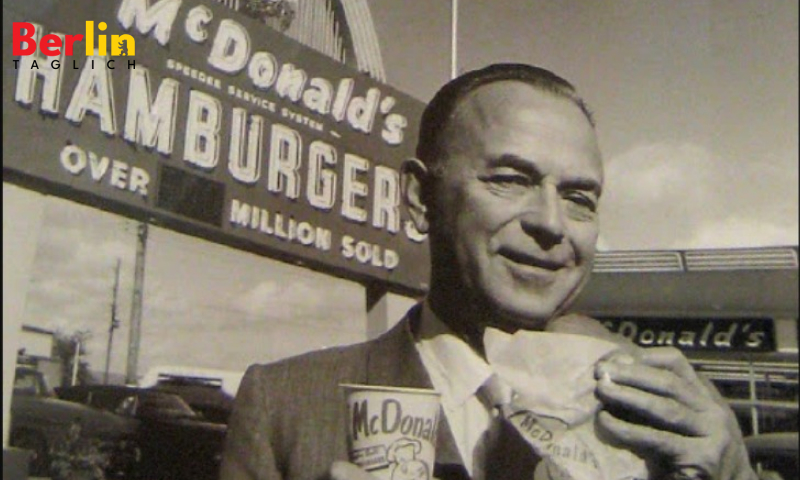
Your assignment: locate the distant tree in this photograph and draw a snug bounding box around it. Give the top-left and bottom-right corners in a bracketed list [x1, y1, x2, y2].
[54, 330, 96, 387]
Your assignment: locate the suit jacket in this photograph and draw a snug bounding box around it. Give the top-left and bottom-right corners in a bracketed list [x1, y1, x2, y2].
[219, 305, 470, 480]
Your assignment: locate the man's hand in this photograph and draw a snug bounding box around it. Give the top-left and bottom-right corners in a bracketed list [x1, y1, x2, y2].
[594, 347, 758, 480]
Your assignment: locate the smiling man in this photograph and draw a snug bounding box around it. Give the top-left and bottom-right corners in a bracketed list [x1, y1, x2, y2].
[220, 64, 757, 480]
[407, 71, 603, 342]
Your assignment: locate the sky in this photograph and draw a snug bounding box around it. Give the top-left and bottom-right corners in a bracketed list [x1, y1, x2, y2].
[10, 0, 799, 382]
[370, 0, 799, 250]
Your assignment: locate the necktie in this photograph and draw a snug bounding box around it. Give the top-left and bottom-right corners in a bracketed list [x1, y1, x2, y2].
[476, 375, 542, 479]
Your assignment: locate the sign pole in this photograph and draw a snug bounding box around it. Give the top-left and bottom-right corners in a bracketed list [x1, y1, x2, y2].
[366, 282, 389, 340]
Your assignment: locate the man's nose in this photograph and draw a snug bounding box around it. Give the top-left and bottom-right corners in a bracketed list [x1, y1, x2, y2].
[519, 184, 565, 250]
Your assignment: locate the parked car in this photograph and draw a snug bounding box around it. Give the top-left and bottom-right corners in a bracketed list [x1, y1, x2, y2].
[745, 432, 799, 480]
[150, 376, 234, 424]
[9, 366, 137, 477]
[57, 385, 228, 480]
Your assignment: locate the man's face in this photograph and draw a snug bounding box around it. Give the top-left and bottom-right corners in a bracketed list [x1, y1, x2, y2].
[428, 81, 603, 330]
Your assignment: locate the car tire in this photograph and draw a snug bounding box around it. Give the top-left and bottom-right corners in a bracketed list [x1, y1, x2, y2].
[11, 429, 50, 477]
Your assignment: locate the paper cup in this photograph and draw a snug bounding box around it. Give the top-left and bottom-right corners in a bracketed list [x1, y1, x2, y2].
[341, 384, 441, 480]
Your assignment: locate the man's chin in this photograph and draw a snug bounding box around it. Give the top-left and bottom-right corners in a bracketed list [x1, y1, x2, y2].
[488, 303, 557, 333]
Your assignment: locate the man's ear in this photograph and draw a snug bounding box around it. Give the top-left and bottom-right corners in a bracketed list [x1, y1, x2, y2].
[401, 158, 431, 234]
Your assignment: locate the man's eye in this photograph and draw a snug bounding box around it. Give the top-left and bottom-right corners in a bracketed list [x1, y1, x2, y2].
[564, 192, 597, 212]
[486, 174, 531, 187]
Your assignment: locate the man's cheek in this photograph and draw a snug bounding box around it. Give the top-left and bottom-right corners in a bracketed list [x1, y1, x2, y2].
[573, 232, 600, 263]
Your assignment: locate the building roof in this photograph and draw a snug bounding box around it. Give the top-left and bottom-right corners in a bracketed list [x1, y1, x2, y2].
[592, 246, 798, 273]
[21, 324, 56, 336]
[576, 246, 799, 318]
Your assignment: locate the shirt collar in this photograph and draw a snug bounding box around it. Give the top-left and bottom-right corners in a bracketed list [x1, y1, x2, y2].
[415, 300, 494, 407]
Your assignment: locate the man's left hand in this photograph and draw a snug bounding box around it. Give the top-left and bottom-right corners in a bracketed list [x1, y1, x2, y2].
[595, 347, 758, 480]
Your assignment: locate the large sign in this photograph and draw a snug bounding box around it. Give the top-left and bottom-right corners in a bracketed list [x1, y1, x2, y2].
[3, 0, 430, 294]
[599, 317, 776, 352]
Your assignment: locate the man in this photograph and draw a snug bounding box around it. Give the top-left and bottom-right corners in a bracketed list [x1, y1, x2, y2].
[220, 64, 757, 480]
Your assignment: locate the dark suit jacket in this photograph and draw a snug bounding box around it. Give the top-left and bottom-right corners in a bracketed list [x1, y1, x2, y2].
[219, 306, 469, 480]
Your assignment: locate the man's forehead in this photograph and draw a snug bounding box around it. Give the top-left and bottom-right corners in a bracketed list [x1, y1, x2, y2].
[442, 80, 604, 184]
[442, 81, 599, 153]
[454, 80, 585, 126]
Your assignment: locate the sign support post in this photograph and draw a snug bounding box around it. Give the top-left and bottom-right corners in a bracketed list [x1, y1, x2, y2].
[366, 282, 389, 340]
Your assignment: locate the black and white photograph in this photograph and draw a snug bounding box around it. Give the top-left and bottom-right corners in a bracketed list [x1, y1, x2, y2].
[3, 1, 798, 480]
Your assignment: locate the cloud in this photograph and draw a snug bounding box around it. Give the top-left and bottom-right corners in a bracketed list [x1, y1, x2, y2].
[230, 279, 309, 317]
[683, 216, 799, 250]
[600, 141, 798, 250]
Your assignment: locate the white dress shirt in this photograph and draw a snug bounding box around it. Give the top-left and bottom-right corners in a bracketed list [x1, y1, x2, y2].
[414, 302, 496, 478]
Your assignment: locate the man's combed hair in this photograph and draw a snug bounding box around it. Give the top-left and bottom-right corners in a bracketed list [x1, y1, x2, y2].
[416, 63, 595, 166]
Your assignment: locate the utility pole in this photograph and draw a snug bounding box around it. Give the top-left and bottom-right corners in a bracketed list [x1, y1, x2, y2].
[104, 258, 121, 384]
[71, 337, 81, 386]
[125, 222, 148, 386]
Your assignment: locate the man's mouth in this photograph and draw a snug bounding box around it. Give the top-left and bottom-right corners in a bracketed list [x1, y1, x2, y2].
[497, 247, 566, 271]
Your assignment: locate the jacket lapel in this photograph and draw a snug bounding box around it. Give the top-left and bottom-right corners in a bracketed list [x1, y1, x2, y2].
[364, 305, 468, 478]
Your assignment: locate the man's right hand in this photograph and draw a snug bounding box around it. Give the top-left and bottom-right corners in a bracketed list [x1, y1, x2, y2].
[595, 348, 758, 480]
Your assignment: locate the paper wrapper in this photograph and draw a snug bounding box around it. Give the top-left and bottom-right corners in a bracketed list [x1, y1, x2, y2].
[484, 327, 649, 480]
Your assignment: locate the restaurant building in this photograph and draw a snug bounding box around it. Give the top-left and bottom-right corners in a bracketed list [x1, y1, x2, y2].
[575, 246, 799, 436]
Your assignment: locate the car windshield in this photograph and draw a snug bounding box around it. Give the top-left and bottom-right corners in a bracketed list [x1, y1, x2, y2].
[139, 393, 199, 419]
